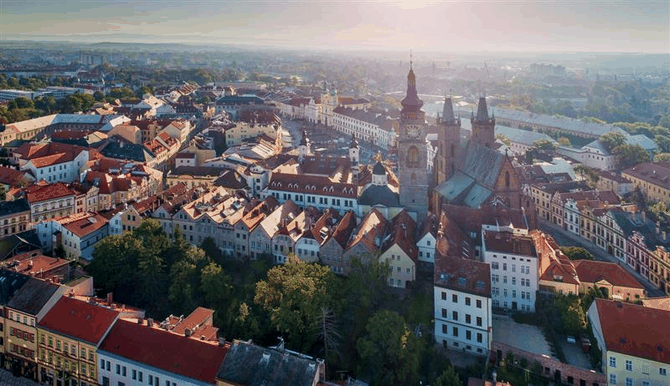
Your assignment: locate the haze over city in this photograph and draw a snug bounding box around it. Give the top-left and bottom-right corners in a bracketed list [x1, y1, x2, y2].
[2, 0, 669, 52]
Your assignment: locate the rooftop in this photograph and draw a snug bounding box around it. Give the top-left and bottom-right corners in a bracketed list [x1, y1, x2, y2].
[99, 318, 229, 383]
[484, 230, 537, 257]
[434, 256, 491, 297]
[216, 340, 323, 386]
[7, 277, 60, 316]
[594, 298, 670, 364]
[38, 295, 119, 345]
[573, 260, 644, 290]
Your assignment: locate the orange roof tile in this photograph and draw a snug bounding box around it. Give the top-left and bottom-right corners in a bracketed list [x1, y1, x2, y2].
[38, 296, 119, 345]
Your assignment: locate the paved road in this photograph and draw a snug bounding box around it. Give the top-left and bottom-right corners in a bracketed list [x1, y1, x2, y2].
[539, 220, 666, 298]
[0, 368, 38, 386]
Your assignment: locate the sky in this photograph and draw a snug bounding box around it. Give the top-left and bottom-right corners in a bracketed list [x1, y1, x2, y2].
[1, 0, 668, 53]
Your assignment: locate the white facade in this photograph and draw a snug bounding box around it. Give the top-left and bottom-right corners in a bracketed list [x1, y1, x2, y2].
[433, 286, 492, 356]
[481, 226, 539, 312]
[295, 237, 321, 263]
[564, 198, 581, 237]
[98, 352, 212, 386]
[262, 187, 358, 214]
[416, 232, 436, 264]
[23, 150, 89, 184]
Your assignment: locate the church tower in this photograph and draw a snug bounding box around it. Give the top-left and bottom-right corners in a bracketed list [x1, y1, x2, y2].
[434, 96, 461, 186]
[349, 134, 360, 183]
[471, 96, 495, 148]
[398, 59, 428, 222]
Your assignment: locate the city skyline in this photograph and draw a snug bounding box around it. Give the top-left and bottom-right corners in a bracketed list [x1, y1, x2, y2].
[1, 0, 668, 53]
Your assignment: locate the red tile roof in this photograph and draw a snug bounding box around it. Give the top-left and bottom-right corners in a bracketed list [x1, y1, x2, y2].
[38, 296, 119, 345]
[346, 208, 389, 253]
[99, 319, 229, 383]
[0, 166, 25, 187]
[434, 256, 491, 297]
[382, 210, 418, 262]
[29, 152, 74, 168]
[594, 298, 670, 364]
[25, 182, 76, 203]
[573, 260, 644, 289]
[60, 213, 109, 238]
[484, 230, 536, 257]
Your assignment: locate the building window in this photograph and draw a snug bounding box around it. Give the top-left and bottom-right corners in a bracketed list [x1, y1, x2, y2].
[116, 364, 120, 374]
[452, 311, 458, 321]
[609, 374, 617, 385]
[660, 368, 667, 376]
[465, 297, 471, 306]
[466, 330, 471, 340]
[609, 357, 616, 368]
[441, 309, 447, 318]
[441, 292, 446, 300]
[452, 327, 458, 337]
[477, 333, 483, 343]
[476, 299, 482, 308]
[452, 294, 458, 303]
[465, 314, 471, 324]
[476, 317, 482, 326]
[625, 378, 633, 386]
[625, 360, 632, 371]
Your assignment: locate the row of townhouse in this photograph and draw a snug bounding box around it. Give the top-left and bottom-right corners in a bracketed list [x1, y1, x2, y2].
[151, 183, 437, 287]
[530, 179, 670, 295]
[331, 106, 398, 150]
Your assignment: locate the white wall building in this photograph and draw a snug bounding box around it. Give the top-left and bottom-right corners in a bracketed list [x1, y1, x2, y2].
[23, 150, 89, 184]
[434, 257, 492, 356]
[481, 225, 539, 312]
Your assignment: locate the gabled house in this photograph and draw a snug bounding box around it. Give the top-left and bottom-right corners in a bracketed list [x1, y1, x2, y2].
[248, 200, 299, 261]
[271, 206, 322, 264]
[342, 208, 390, 276]
[416, 212, 438, 265]
[233, 197, 279, 260]
[319, 210, 357, 274]
[379, 210, 418, 288]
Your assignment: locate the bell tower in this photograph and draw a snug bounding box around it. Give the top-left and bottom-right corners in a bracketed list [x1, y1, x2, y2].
[397, 55, 428, 222]
[434, 96, 461, 186]
[471, 96, 495, 148]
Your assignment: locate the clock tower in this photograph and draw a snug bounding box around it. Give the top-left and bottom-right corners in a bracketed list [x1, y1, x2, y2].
[398, 59, 428, 222]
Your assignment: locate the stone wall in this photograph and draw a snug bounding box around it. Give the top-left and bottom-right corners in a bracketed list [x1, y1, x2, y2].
[492, 341, 606, 386]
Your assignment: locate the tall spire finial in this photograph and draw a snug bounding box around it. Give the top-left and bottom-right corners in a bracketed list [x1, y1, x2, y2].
[410, 49, 413, 69]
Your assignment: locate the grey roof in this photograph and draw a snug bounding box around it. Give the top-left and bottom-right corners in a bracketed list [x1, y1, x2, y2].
[0, 229, 42, 261]
[495, 125, 556, 147]
[358, 184, 399, 207]
[456, 107, 627, 137]
[627, 134, 657, 151]
[372, 161, 385, 175]
[435, 172, 474, 202]
[7, 277, 60, 315]
[610, 211, 669, 250]
[0, 271, 30, 306]
[217, 340, 321, 386]
[463, 183, 493, 208]
[460, 141, 506, 188]
[584, 139, 610, 155]
[213, 170, 248, 189]
[0, 198, 30, 217]
[97, 139, 155, 163]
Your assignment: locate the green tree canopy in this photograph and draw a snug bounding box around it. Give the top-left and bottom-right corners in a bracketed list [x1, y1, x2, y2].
[254, 259, 335, 351]
[356, 310, 422, 386]
[560, 246, 594, 260]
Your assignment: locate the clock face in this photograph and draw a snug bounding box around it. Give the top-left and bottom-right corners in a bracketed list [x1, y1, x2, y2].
[407, 126, 421, 139]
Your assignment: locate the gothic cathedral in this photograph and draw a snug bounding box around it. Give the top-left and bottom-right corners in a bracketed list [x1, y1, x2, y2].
[398, 62, 429, 222]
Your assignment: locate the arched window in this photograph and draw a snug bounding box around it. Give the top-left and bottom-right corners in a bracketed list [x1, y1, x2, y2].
[407, 146, 419, 168]
[505, 171, 511, 188]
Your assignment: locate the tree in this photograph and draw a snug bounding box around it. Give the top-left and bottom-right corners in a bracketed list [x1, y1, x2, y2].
[554, 295, 586, 336]
[496, 134, 511, 147]
[560, 246, 594, 260]
[614, 144, 649, 169]
[433, 366, 461, 386]
[0, 185, 5, 201]
[558, 136, 572, 146]
[533, 139, 557, 151]
[200, 262, 232, 313]
[356, 310, 422, 386]
[254, 259, 334, 351]
[599, 131, 627, 152]
[654, 153, 670, 162]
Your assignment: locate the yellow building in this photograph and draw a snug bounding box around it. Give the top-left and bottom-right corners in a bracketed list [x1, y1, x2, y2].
[4, 278, 63, 380]
[589, 298, 669, 386]
[37, 296, 121, 386]
[0, 198, 31, 238]
[224, 121, 280, 147]
[622, 162, 670, 204]
[650, 246, 670, 296]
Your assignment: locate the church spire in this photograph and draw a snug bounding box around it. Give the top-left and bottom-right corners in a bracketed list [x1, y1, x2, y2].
[442, 95, 455, 122]
[401, 50, 423, 113]
[475, 96, 490, 121]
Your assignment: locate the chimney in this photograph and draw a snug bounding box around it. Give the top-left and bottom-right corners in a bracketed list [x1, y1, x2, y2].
[106, 292, 113, 305]
[147, 318, 153, 327]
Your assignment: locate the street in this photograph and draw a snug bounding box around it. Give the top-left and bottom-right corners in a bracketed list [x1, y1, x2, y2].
[539, 220, 666, 298]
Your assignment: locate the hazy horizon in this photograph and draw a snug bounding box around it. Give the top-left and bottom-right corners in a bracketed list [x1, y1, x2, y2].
[1, 0, 669, 54]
